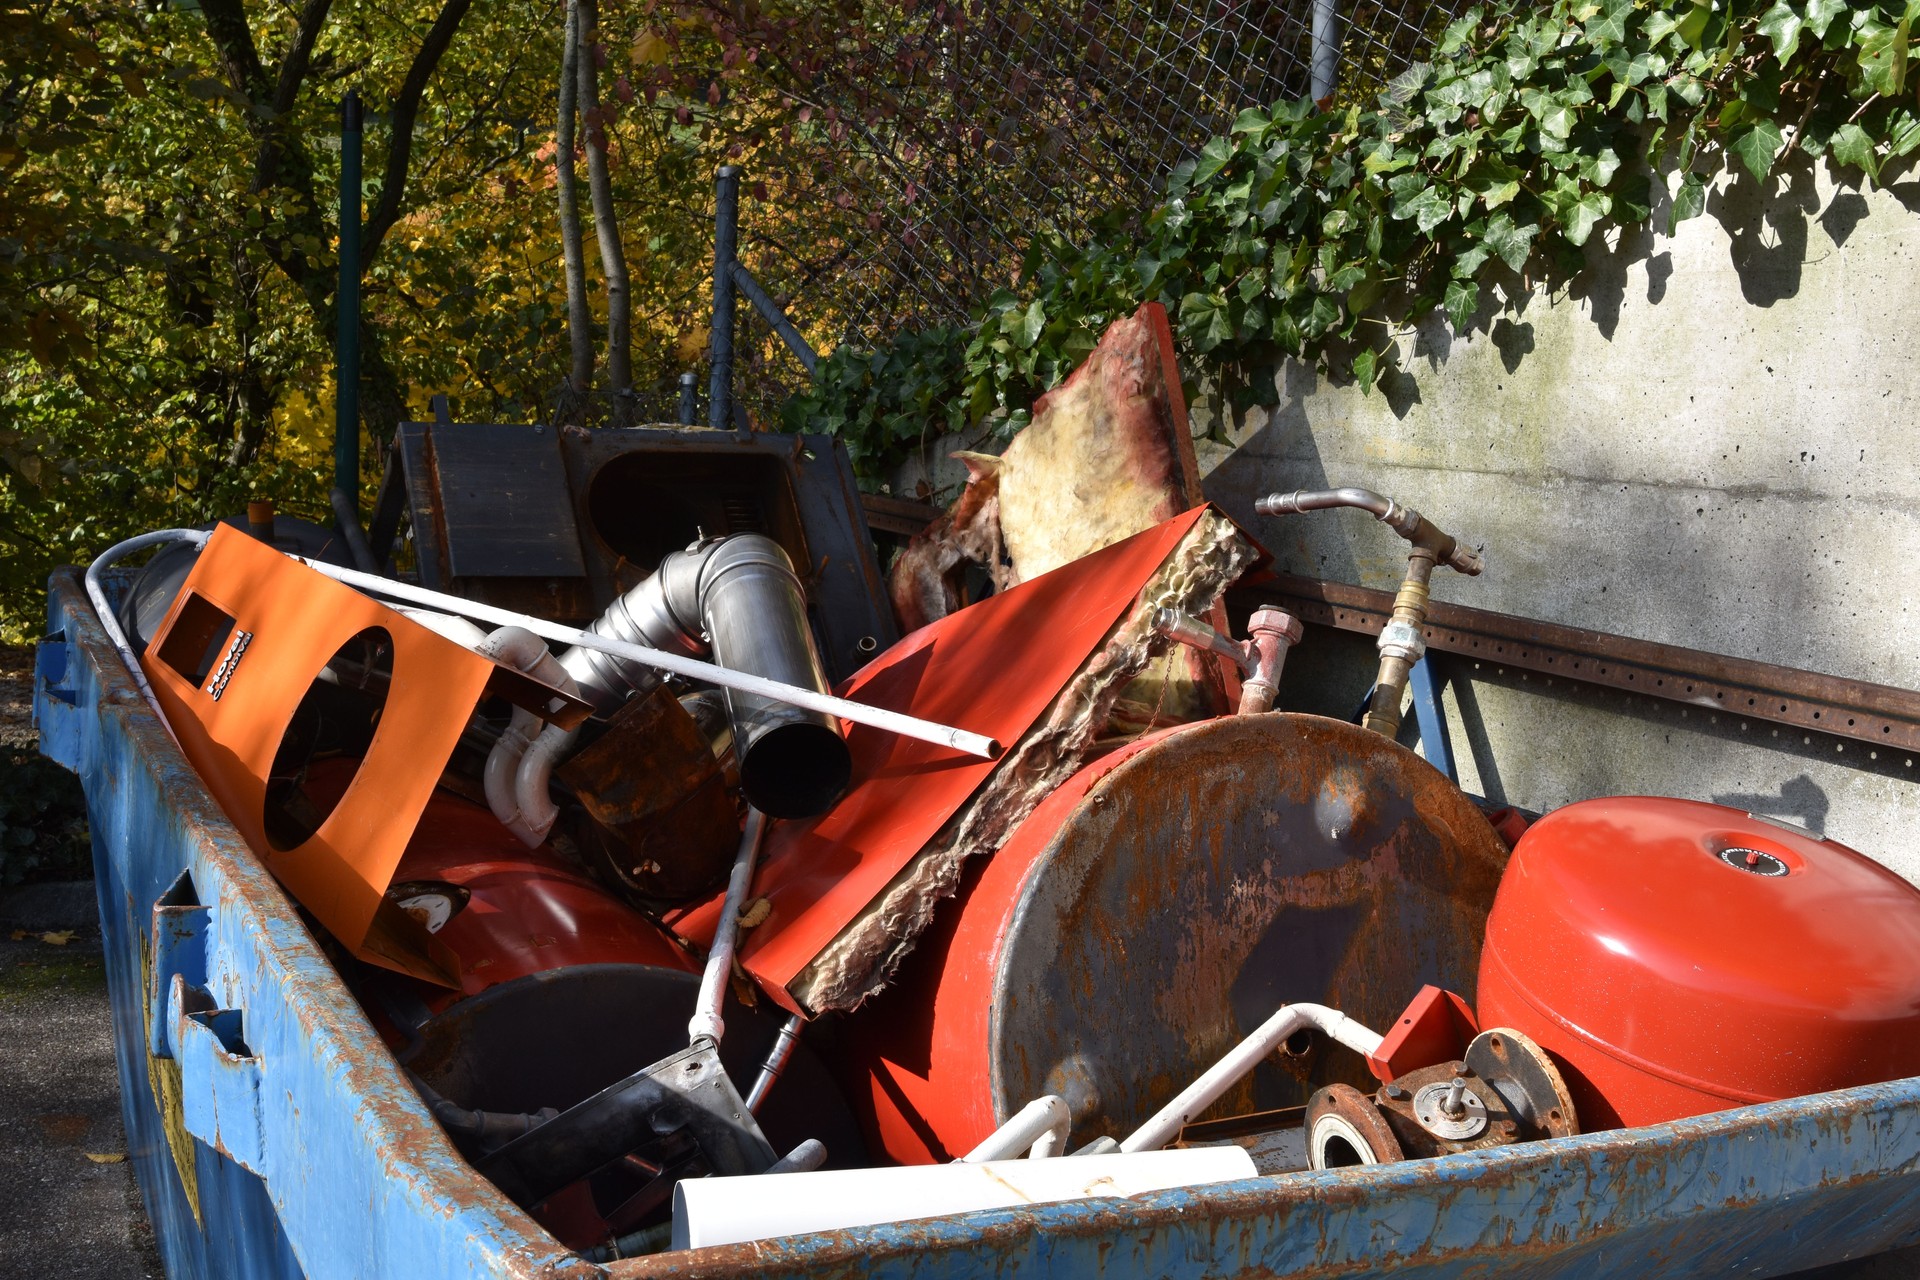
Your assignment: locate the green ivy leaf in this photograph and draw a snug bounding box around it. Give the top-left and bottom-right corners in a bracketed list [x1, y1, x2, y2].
[1859, 16, 1910, 97]
[1352, 347, 1379, 395]
[1453, 242, 1493, 278]
[1192, 135, 1235, 186]
[1135, 250, 1164, 292]
[1392, 182, 1454, 233]
[1585, 3, 1629, 47]
[1013, 298, 1046, 350]
[1668, 171, 1708, 231]
[1521, 87, 1578, 140]
[1348, 275, 1387, 314]
[1302, 292, 1342, 338]
[1755, 0, 1804, 63]
[1443, 279, 1479, 330]
[1231, 107, 1270, 136]
[1613, 172, 1654, 224]
[1484, 212, 1538, 271]
[1802, 0, 1847, 40]
[1566, 189, 1612, 245]
[1675, 4, 1711, 48]
[1888, 108, 1920, 158]
[1829, 121, 1882, 183]
[1467, 155, 1524, 208]
[1729, 118, 1787, 182]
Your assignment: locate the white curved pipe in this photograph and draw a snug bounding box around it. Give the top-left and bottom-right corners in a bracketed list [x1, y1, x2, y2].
[472, 626, 581, 847]
[688, 807, 769, 1047]
[963, 1095, 1071, 1161]
[513, 722, 579, 844]
[484, 709, 544, 845]
[83, 528, 212, 734]
[1120, 1003, 1384, 1153]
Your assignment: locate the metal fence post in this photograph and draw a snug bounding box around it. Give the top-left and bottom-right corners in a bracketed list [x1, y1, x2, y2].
[335, 90, 362, 497]
[1310, 0, 1341, 103]
[709, 166, 740, 432]
[678, 371, 699, 426]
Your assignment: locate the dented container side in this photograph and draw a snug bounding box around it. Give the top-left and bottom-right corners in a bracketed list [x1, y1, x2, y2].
[614, 1078, 1920, 1279]
[37, 569, 592, 1280]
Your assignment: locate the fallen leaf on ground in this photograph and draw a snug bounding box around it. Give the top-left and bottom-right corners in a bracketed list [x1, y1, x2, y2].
[39, 930, 74, 946]
[7, 929, 25, 941]
[84, 1152, 126, 1164]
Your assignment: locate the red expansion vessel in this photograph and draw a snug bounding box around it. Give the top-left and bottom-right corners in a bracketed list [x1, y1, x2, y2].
[1477, 796, 1920, 1129]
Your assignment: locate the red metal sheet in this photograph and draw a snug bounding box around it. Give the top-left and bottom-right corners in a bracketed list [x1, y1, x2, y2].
[668, 507, 1213, 1010]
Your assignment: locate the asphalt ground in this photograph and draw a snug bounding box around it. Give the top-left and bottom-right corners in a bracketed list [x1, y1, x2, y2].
[0, 923, 163, 1278]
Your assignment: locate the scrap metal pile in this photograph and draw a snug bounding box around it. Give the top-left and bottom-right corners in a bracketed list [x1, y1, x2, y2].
[95, 305, 1920, 1259]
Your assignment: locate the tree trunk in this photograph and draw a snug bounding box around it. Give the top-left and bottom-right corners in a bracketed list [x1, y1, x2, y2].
[556, 0, 594, 421]
[355, 321, 409, 453]
[200, 0, 471, 461]
[574, 0, 633, 423]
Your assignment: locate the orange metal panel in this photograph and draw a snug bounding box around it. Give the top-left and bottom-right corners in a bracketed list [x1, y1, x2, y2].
[669, 508, 1213, 1011]
[139, 525, 584, 985]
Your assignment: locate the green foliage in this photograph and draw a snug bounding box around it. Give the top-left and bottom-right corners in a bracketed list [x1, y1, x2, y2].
[785, 0, 1920, 484]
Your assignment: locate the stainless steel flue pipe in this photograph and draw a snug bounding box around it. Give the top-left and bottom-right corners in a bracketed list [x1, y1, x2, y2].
[559, 533, 853, 818]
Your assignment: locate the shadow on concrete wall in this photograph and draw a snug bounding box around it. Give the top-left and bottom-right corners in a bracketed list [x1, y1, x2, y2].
[1711, 772, 1831, 835]
[1217, 151, 1919, 450]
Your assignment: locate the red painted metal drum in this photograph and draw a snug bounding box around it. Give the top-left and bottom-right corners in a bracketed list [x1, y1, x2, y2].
[1477, 797, 1920, 1129]
[839, 714, 1513, 1163]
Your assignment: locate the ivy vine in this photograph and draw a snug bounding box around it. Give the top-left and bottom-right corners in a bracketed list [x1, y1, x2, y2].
[783, 0, 1920, 483]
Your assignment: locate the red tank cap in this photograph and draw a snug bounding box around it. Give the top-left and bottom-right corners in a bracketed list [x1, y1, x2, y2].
[1477, 797, 1920, 1124]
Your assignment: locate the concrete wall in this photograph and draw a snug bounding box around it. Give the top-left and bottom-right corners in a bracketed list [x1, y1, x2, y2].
[1199, 154, 1920, 881]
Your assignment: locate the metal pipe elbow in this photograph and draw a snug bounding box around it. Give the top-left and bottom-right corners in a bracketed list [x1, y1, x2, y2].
[1254, 488, 1482, 576]
[477, 626, 581, 847]
[694, 535, 851, 818]
[557, 534, 851, 818]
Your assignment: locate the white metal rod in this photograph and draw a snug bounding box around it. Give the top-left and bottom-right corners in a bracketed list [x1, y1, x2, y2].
[963, 1094, 1071, 1162]
[1121, 1003, 1383, 1153]
[290, 554, 1002, 761]
[688, 807, 769, 1047]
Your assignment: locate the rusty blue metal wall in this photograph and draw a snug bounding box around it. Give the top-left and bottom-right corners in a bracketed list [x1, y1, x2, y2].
[36, 566, 1920, 1279]
[36, 571, 596, 1280]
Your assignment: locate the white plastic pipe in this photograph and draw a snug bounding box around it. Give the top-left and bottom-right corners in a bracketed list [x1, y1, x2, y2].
[962, 1095, 1071, 1162]
[513, 722, 579, 843]
[472, 625, 577, 846]
[687, 807, 769, 1047]
[289, 553, 1002, 760]
[1121, 1003, 1384, 1153]
[673, 1146, 1258, 1250]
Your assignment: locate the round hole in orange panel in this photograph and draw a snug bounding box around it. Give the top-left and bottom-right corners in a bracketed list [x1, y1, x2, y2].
[263, 627, 394, 852]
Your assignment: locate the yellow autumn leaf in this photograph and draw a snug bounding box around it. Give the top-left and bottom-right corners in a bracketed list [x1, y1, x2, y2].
[632, 30, 669, 65]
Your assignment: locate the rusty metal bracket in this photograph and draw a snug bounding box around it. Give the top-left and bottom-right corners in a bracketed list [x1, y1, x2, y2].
[1253, 573, 1920, 753]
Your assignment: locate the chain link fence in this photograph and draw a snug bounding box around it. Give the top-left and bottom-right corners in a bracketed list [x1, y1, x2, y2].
[727, 0, 1470, 422]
